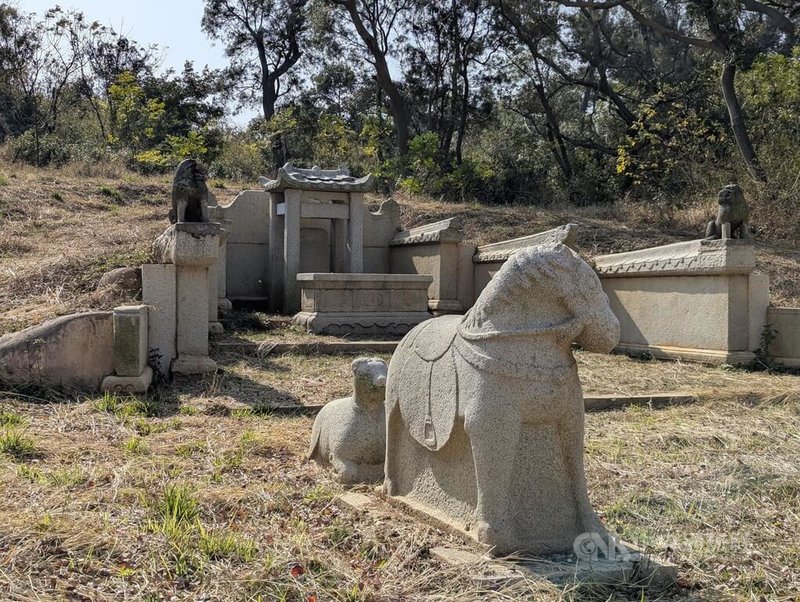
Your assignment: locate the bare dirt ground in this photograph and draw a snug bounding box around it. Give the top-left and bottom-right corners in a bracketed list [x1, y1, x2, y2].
[1, 165, 799, 335]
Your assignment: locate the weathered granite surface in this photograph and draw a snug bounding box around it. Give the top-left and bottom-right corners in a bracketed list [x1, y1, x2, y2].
[705, 184, 749, 240]
[308, 358, 388, 484]
[0, 312, 113, 390]
[594, 239, 767, 365]
[385, 243, 620, 555]
[169, 158, 210, 224]
[293, 273, 432, 336]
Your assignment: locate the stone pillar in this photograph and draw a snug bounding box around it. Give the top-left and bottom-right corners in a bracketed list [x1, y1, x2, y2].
[142, 264, 176, 378]
[153, 222, 220, 375]
[348, 192, 364, 273]
[283, 189, 302, 313]
[269, 192, 285, 312]
[331, 217, 348, 273]
[217, 218, 233, 312]
[101, 305, 153, 393]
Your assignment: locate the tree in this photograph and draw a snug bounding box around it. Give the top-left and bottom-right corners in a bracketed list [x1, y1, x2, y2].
[203, 0, 309, 171]
[329, 0, 413, 156]
[404, 0, 498, 165]
[0, 4, 40, 141]
[543, 0, 799, 183]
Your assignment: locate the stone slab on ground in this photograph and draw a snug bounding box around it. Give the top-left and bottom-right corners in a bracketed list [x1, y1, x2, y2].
[430, 545, 678, 589]
[336, 492, 375, 513]
[584, 392, 697, 411]
[337, 492, 677, 590]
[215, 392, 700, 418]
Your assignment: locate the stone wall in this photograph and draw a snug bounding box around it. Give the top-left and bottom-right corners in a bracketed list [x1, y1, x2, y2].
[594, 239, 769, 365]
[766, 307, 800, 367]
[223, 190, 271, 301]
[0, 312, 114, 390]
[388, 218, 475, 314]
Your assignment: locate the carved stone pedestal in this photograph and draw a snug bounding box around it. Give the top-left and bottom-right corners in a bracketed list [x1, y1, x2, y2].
[293, 273, 432, 336]
[101, 305, 153, 393]
[151, 222, 220, 375]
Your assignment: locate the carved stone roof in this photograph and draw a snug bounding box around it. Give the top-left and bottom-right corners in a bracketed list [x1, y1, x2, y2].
[389, 217, 463, 246]
[593, 238, 756, 277]
[472, 224, 578, 263]
[259, 163, 375, 192]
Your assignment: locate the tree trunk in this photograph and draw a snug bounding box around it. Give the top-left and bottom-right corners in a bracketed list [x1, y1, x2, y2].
[340, 0, 409, 156]
[454, 63, 469, 165]
[721, 61, 767, 183]
[256, 36, 276, 121]
[533, 80, 572, 182]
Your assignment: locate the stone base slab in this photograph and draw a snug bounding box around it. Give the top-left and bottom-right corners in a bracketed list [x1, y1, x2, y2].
[293, 311, 431, 336]
[341, 493, 676, 590]
[431, 545, 677, 590]
[171, 354, 217, 375]
[615, 343, 754, 365]
[101, 366, 153, 394]
[770, 356, 800, 368]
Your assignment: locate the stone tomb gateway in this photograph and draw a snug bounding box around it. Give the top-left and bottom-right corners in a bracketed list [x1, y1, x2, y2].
[261, 164, 374, 313]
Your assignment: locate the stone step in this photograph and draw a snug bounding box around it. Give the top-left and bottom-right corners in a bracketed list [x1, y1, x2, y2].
[212, 339, 400, 355]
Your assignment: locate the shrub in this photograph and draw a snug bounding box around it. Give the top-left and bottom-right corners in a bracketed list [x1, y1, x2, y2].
[10, 130, 71, 167]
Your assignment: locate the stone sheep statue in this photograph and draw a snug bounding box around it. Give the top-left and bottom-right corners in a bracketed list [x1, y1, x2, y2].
[169, 158, 210, 224]
[308, 357, 388, 484]
[705, 184, 750, 240]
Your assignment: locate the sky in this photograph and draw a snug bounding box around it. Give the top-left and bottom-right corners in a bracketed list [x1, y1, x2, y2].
[18, 0, 257, 125]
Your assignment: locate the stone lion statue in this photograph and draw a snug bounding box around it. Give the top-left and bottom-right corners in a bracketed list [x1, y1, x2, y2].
[169, 158, 210, 224]
[705, 184, 749, 240]
[308, 357, 388, 484]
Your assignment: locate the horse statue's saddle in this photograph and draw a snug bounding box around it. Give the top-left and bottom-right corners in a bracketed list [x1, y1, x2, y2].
[392, 315, 463, 452]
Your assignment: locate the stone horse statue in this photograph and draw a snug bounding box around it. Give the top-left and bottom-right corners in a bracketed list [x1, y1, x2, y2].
[384, 243, 620, 555]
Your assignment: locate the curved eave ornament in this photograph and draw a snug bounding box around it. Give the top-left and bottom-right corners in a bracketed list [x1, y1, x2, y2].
[259, 162, 375, 193]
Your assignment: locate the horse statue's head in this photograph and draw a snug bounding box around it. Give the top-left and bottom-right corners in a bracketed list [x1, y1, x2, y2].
[461, 243, 619, 353]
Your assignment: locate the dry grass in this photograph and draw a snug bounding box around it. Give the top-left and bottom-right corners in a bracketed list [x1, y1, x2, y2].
[0, 346, 797, 600]
[0, 164, 235, 335]
[1, 162, 799, 599]
[2, 163, 799, 335]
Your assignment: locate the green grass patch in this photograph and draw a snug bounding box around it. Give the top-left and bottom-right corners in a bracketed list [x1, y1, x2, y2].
[0, 429, 38, 460]
[197, 525, 257, 562]
[0, 410, 25, 427]
[94, 391, 161, 419]
[154, 483, 199, 530]
[98, 185, 123, 203]
[122, 436, 148, 455]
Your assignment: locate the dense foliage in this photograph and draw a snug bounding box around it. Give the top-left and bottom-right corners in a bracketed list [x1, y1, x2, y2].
[0, 1, 798, 232]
